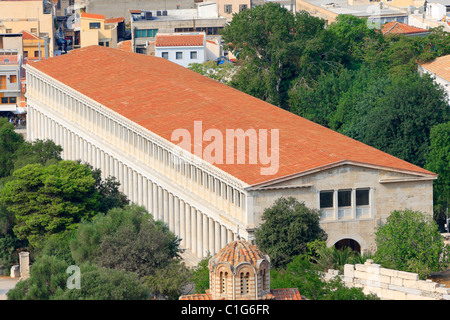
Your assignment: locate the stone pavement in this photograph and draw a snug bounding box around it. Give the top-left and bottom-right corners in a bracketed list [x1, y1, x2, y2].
[0, 277, 18, 300]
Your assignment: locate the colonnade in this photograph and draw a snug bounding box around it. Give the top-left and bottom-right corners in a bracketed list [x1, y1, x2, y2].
[26, 104, 240, 257]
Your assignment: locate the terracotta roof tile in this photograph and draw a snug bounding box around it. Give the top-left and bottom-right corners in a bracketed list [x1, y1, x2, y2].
[27, 46, 436, 186]
[20, 30, 41, 40]
[155, 33, 204, 47]
[381, 21, 429, 35]
[179, 293, 213, 300]
[105, 17, 124, 24]
[81, 12, 105, 20]
[420, 54, 450, 82]
[269, 288, 302, 300]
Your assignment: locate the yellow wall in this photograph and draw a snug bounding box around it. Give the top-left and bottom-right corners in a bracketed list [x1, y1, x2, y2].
[23, 39, 47, 59]
[80, 17, 117, 48]
[0, 1, 54, 56]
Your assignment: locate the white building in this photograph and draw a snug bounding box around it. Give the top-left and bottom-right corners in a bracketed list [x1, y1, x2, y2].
[418, 54, 450, 103]
[155, 33, 206, 68]
[24, 46, 436, 258]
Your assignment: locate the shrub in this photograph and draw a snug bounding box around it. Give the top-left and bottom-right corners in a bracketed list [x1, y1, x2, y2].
[255, 197, 327, 269]
[375, 209, 450, 278]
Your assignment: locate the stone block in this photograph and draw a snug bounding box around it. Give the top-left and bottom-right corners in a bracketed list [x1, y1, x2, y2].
[366, 264, 381, 275]
[344, 264, 354, 278]
[355, 264, 366, 272]
[380, 268, 397, 277]
[354, 270, 370, 280]
[405, 293, 436, 300]
[389, 284, 421, 296]
[381, 288, 406, 300]
[397, 270, 419, 281]
[10, 265, 20, 278]
[416, 280, 437, 292]
[390, 276, 403, 287]
[364, 259, 374, 265]
[436, 286, 450, 295]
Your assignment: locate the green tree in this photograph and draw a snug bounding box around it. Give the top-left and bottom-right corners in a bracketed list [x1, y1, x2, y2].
[51, 265, 150, 300]
[0, 161, 101, 248]
[142, 260, 192, 299]
[89, 166, 129, 214]
[341, 72, 449, 168]
[71, 205, 181, 277]
[188, 60, 236, 84]
[0, 117, 25, 179]
[189, 255, 211, 294]
[426, 122, 450, 227]
[222, 4, 339, 109]
[374, 209, 450, 279]
[327, 14, 385, 69]
[254, 197, 327, 269]
[7, 254, 69, 300]
[12, 139, 62, 171]
[270, 254, 378, 300]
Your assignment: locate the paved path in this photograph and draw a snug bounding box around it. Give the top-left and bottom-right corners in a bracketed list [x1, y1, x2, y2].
[0, 277, 18, 300]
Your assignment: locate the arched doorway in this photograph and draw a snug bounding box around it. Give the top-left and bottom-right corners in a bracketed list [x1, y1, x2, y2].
[334, 238, 361, 253]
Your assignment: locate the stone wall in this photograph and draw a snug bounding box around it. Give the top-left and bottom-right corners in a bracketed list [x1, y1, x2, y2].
[324, 260, 450, 300]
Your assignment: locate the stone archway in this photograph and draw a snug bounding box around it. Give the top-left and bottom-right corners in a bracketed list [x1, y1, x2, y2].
[334, 238, 361, 253]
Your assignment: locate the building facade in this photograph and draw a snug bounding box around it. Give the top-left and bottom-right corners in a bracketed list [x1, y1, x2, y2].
[24, 46, 436, 258]
[0, 0, 55, 57]
[0, 33, 23, 115]
[130, 2, 226, 55]
[155, 33, 207, 68]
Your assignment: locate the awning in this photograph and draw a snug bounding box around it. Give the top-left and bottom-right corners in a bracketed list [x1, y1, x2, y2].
[13, 107, 27, 114]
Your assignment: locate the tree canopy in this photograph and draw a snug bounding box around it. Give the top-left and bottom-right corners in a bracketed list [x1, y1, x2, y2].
[254, 197, 327, 269]
[374, 209, 450, 278]
[0, 161, 101, 248]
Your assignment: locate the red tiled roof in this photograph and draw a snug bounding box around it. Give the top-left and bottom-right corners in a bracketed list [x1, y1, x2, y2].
[81, 12, 105, 20]
[105, 17, 124, 24]
[117, 40, 132, 53]
[212, 241, 266, 268]
[179, 288, 302, 300]
[27, 46, 436, 186]
[179, 293, 213, 300]
[21, 30, 41, 40]
[420, 54, 450, 82]
[381, 21, 429, 35]
[269, 288, 302, 300]
[156, 34, 204, 47]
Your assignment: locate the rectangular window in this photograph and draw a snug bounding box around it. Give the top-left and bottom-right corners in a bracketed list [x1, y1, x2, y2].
[338, 190, 352, 219]
[135, 29, 158, 38]
[176, 52, 182, 60]
[356, 189, 369, 206]
[161, 52, 168, 59]
[356, 188, 370, 218]
[30, 28, 37, 34]
[10, 75, 17, 83]
[338, 190, 351, 207]
[190, 51, 197, 59]
[89, 22, 101, 29]
[224, 4, 232, 13]
[9, 97, 16, 103]
[1, 97, 8, 104]
[320, 191, 333, 208]
[239, 4, 248, 11]
[5, 29, 12, 34]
